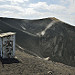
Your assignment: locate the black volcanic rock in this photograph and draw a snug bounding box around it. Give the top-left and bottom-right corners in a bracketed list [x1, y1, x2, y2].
[0, 17, 75, 66]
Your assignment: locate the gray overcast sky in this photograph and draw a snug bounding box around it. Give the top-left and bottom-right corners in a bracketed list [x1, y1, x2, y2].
[0, 0, 75, 26]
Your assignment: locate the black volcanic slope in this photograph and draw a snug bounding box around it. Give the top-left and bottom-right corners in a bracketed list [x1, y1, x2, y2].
[0, 50, 75, 75]
[0, 17, 75, 67]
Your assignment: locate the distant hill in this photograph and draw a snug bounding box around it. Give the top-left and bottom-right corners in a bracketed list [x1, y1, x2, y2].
[0, 17, 75, 66]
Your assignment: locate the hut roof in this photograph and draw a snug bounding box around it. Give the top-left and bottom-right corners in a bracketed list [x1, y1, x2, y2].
[0, 32, 15, 37]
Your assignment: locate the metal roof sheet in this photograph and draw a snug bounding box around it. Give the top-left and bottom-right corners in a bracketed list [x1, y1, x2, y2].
[0, 32, 15, 37]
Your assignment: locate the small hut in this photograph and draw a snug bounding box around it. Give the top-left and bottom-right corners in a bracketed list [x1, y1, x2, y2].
[0, 32, 16, 58]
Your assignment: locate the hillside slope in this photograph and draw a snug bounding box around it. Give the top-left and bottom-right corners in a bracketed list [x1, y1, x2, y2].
[0, 17, 75, 67]
[0, 49, 75, 75]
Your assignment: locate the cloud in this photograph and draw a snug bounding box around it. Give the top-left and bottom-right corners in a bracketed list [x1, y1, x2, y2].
[30, 2, 66, 10]
[0, 11, 23, 18]
[24, 8, 41, 15]
[59, 0, 75, 13]
[29, 2, 48, 10]
[0, 0, 29, 2]
[0, 0, 4, 1]
[0, 3, 42, 19]
[0, 5, 24, 12]
[29, 2, 66, 13]
[49, 4, 66, 11]
[10, 0, 29, 4]
[68, 0, 75, 14]
[11, 0, 29, 3]
[0, 0, 29, 4]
